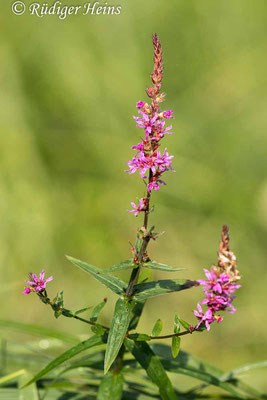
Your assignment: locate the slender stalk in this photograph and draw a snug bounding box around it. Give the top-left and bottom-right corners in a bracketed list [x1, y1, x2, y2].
[149, 329, 197, 340]
[72, 314, 109, 330]
[38, 293, 109, 330]
[143, 170, 153, 230]
[125, 174, 153, 298]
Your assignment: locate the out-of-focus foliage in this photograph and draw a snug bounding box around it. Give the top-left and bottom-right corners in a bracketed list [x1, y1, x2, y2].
[0, 0, 267, 392]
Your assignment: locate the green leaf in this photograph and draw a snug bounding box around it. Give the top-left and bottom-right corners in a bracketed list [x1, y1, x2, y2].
[97, 372, 124, 400]
[171, 336, 180, 359]
[74, 306, 92, 315]
[66, 256, 127, 295]
[90, 299, 107, 322]
[104, 298, 134, 374]
[54, 309, 62, 319]
[152, 344, 247, 398]
[151, 319, 163, 337]
[105, 259, 135, 272]
[173, 314, 180, 334]
[135, 235, 143, 254]
[143, 261, 184, 272]
[128, 301, 146, 331]
[125, 339, 177, 400]
[133, 279, 197, 301]
[62, 308, 74, 318]
[23, 335, 104, 387]
[53, 291, 64, 308]
[178, 318, 191, 331]
[91, 324, 106, 336]
[128, 333, 151, 342]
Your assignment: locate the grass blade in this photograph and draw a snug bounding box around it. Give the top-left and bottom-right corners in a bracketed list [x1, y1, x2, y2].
[23, 335, 104, 387]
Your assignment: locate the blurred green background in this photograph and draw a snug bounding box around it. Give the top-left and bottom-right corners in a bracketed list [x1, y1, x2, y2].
[1, 0, 267, 393]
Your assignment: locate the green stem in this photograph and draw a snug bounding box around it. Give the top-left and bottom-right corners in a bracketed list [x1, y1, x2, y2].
[72, 314, 109, 330]
[38, 293, 109, 331]
[113, 344, 125, 375]
[149, 328, 198, 340]
[125, 171, 153, 298]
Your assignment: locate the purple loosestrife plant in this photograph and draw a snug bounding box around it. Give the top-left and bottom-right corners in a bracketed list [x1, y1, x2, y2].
[21, 35, 246, 400]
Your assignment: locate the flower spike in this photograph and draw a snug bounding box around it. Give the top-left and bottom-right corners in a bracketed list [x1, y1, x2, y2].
[126, 34, 175, 215]
[193, 226, 241, 330]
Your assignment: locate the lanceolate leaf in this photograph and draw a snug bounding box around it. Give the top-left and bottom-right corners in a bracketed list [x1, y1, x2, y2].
[151, 319, 163, 337]
[171, 336, 180, 359]
[91, 324, 106, 336]
[90, 299, 107, 322]
[142, 261, 184, 272]
[128, 333, 151, 342]
[105, 259, 135, 272]
[74, 306, 92, 316]
[66, 256, 127, 295]
[104, 298, 134, 374]
[133, 279, 197, 301]
[23, 335, 104, 388]
[173, 314, 180, 334]
[178, 318, 191, 331]
[97, 372, 124, 400]
[125, 339, 177, 400]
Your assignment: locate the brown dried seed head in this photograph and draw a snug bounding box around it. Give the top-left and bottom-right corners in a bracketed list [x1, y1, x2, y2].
[217, 225, 240, 282]
[147, 34, 163, 101]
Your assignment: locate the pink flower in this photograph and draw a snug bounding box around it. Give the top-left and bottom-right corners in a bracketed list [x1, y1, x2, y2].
[133, 112, 160, 140]
[126, 151, 150, 177]
[147, 178, 166, 192]
[150, 121, 173, 142]
[128, 198, 147, 216]
[23, 270, 53, 295]
[136, 101, 145, 109]
[163, 110, 174, 119]
[194, 304, 214, 331]
[194, 266, 241, 330]
[154, 149, 175, 172]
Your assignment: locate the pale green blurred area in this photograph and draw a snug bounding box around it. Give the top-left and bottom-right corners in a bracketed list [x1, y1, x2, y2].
[0, 0, 267, 391]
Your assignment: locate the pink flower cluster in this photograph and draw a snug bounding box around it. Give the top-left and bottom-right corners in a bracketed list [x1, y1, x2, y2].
[23, 270, 53, 295]
[127, 102, 175, 216]
[194, 267, 241, 331]
[128, 198, 147, 217]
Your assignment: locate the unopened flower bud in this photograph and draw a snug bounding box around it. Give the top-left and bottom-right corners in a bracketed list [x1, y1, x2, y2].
[146, 86, 154, 98]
